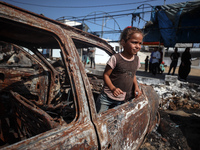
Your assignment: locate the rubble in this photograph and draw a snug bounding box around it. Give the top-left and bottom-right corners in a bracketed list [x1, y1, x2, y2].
[138, 76, 200, 150]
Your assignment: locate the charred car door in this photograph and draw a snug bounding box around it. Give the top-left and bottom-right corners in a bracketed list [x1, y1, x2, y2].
[90, 85, 159, 149]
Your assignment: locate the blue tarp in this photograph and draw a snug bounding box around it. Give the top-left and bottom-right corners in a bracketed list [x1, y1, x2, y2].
[143, 0, 200, 47]
[157, 10, 176, 47]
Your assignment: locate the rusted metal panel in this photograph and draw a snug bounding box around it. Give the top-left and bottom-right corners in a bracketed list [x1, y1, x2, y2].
[92, 85, 159, 149]
[2, 121, 99, 150]
[86, 77, 160, 148]
[142, 85, 160, 133]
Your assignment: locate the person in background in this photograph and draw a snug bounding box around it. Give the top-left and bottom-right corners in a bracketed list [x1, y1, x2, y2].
[82, 48, 88, 67]
[168, 47, 180, 75]
[151, 47, 161, 76]
[145, 56, 149, 72]
[149, 50, 154, 73]
[96, 26, 143, 113]
[178, 47, 191, 81]
[42, 49, 51, 58]
[88, 47, 96, 69]
[160, 61, 165, 73]
[158, 47, 163, 74]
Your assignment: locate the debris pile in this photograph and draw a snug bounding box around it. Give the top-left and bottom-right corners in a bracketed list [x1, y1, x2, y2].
[138, 76, 200, 150]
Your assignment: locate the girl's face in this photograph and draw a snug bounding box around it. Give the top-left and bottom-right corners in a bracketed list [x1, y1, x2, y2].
[122, 33, 143, 56]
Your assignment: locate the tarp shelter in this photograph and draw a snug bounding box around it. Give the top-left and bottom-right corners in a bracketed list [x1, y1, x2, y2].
[143, 0, 200, 47]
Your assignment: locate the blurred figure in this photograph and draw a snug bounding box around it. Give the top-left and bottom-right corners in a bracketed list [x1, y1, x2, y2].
[82, 48, 88, 67]
[178, 47, 191, 81]
[160, 61, 165, 73]
[158, 47, 163, 74]
[168, 47, 180, 75]
[151, 47, 161, 76]
[149, 51, 154, 73]
[42, 49, 51, 58]
[88, 47, 96, 69]
[145, 56, 149, 72]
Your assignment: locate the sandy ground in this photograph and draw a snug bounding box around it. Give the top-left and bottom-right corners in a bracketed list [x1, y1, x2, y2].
[137, 66, 200, 85]
[87, 64, 200, 76]
[163, 66, 200, 77]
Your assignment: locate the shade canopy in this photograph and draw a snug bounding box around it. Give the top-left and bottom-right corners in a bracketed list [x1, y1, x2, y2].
[143, 0, 200, 47]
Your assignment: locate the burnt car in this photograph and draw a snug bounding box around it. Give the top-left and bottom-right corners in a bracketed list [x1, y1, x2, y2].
[0, 2, 159, 150]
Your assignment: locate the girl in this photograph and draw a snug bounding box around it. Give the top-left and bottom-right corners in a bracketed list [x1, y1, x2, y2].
[96, 26, 143, 113]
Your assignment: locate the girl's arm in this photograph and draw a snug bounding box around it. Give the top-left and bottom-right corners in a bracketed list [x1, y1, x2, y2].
[103, 65, 123, 97]
[133, 75, 142, 98]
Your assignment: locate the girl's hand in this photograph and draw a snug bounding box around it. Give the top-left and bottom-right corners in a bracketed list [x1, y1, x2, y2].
[134, 88, 142, 98]
[111, 87, 124, 97]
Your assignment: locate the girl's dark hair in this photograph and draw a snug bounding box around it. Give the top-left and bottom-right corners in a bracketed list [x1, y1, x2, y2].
[120, 26, 143, 45]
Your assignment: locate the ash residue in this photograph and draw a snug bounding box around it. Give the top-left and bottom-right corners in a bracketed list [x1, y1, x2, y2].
[139, 77, 200, 150]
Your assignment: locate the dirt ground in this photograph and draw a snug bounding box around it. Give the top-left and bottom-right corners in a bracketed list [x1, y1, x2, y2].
[137, 65, 200, 85]
[164, 66, 200, 77]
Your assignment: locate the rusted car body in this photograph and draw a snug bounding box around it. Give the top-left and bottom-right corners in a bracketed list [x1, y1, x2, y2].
[0, 2, 159, 150]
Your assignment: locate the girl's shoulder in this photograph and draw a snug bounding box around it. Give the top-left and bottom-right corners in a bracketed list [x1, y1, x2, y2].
[109, 53, 120, 60]
[111, 53, 137, 61]
[109, 53, 119, 60]
[112, 53, 120, 57]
